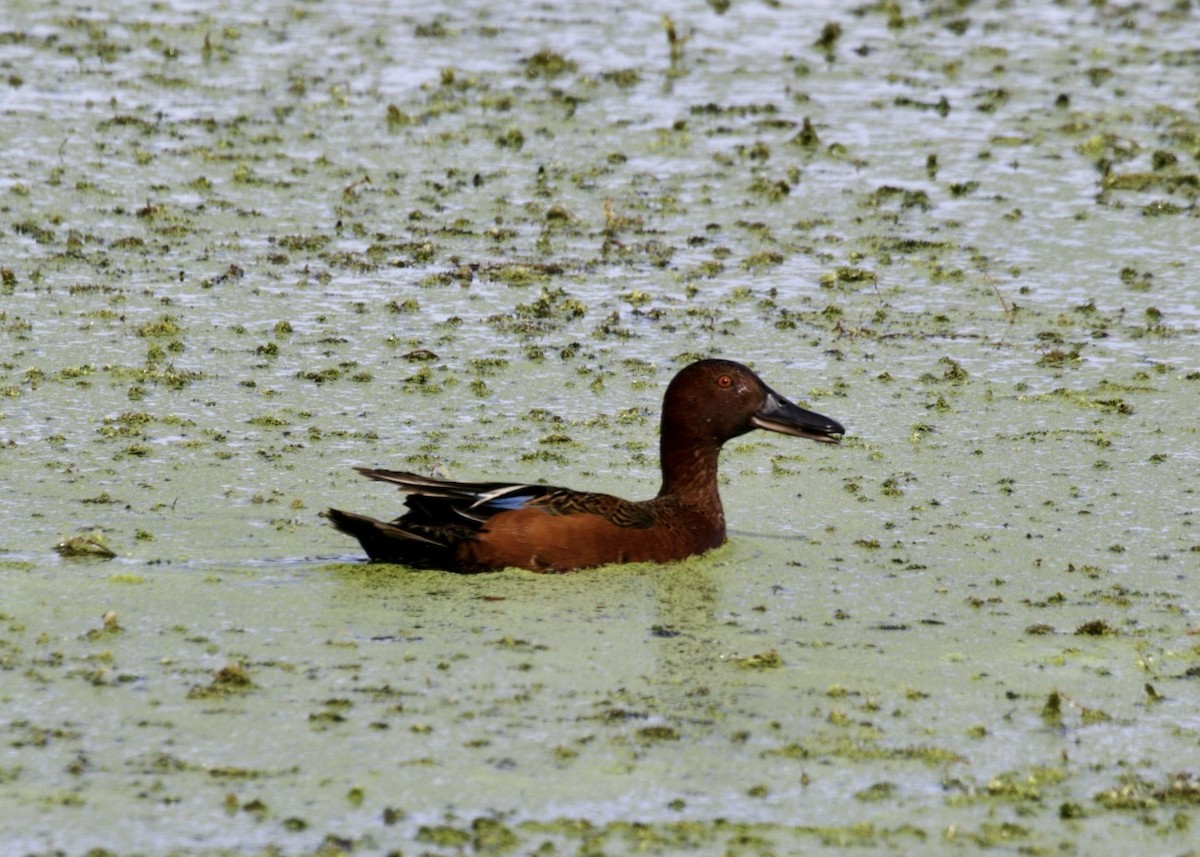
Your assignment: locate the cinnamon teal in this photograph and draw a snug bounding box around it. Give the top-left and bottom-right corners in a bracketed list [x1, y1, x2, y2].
[326, 358, 844, 572]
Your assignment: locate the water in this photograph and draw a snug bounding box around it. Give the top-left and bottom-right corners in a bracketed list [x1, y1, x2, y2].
[2, 0, 1198, 853]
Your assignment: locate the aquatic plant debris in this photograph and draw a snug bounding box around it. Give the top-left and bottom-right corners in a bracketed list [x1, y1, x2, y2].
[2, 0, 1199, 854]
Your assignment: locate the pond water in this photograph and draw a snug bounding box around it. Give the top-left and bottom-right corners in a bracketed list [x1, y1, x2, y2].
[2, 0, 1198, 854]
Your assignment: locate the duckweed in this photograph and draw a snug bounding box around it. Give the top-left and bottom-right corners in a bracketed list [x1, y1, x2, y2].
[2, 1, 1198, 854]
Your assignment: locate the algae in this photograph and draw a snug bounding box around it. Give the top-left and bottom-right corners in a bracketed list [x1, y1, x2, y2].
[2, 0, 1199, 854]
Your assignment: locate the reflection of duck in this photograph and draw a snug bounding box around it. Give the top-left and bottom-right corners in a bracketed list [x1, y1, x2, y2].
[326, 359, 844, 573]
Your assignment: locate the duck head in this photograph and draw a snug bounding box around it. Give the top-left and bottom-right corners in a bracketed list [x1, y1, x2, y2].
[661, 358, 844, 447]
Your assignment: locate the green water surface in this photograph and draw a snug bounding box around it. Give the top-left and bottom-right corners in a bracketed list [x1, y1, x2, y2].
[2, 1, 1198, 854]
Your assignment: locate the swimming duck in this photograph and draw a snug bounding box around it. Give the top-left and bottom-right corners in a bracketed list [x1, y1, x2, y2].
[326, 358, 843, 572]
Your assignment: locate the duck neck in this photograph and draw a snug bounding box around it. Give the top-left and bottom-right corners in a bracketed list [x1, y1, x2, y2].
[657, 429, 724, 512]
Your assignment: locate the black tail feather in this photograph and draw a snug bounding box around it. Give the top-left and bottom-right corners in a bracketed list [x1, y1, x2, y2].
[324, 508, 453, 568]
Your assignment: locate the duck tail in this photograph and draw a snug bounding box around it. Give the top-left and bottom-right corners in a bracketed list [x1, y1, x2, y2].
[324, 508, 455, 568]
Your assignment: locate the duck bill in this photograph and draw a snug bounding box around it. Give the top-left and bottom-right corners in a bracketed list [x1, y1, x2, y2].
[750, 390, 844, 443]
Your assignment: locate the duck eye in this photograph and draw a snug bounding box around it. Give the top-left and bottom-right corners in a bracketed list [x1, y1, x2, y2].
[716, 374, 733, 388]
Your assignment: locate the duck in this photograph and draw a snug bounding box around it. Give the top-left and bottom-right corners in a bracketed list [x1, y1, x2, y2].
[325, 358, 844, 572]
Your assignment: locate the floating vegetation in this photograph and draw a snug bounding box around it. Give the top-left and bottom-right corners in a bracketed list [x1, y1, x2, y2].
[54, 533, 116, 559]
[2, 3, 1197, 854]
[820, 266, 876, 288]
[733, 649, 783, 669]
[522, 49, 577, 79]
[187, 662, 254, 699]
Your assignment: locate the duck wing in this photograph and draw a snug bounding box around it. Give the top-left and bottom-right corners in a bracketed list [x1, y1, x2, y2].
[355, 468, 654, 529]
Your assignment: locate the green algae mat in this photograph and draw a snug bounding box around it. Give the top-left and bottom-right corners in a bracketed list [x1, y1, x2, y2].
[2, 1, 1198, 854]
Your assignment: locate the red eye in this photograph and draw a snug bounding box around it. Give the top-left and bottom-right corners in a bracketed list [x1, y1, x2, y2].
[716, 374, 733, 388]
